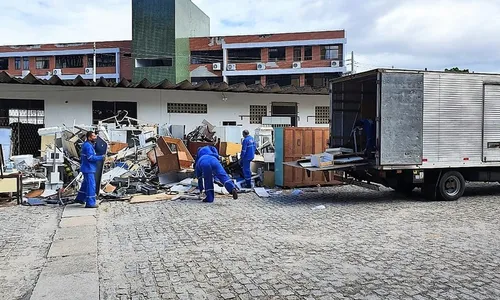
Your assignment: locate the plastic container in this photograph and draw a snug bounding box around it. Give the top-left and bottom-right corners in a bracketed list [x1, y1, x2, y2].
[11, 155, 34, 167]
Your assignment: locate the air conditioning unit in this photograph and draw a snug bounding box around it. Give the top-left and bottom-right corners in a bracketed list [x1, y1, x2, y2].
[21, 70, 30, 77]
[331, 60, 341, 68]
[85, 68, 94, 75]
[212, 63, 222, 71]
[227, 64, 236, 71]
[292, 62, 301, 69]
[52, 69, 62, 76]
[257, 62, 266, 70]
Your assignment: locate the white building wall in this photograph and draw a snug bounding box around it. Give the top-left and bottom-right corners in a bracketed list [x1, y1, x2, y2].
[0, 84, 329, 132]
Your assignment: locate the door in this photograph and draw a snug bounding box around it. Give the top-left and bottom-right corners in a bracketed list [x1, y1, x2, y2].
[482, 84, 500, 162]
[271, 102, 297, 126]
[380, 72, 424, 165]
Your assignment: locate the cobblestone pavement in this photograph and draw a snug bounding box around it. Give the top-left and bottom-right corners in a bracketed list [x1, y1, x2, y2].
[0, 205, 61, 300]
[97, 184, 500, 300]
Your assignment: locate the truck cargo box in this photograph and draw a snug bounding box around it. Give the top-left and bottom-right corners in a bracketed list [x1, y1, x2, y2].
[330, 69, 500, 170]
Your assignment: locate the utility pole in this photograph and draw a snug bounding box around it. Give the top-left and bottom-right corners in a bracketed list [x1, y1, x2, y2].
[93, 42, 97, 82]
[351, 51, 354, 74]
[345, 51, 355, 75]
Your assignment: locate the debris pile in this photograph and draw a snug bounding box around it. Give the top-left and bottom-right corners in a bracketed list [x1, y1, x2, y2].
[0, 114, 290, 205]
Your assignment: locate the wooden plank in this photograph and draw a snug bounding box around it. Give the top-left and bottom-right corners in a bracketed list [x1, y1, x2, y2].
[130, 193, 177, 204]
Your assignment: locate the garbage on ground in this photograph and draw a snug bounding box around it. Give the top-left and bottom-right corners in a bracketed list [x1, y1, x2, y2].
[6, 113, 330, 205]
[254, 187, 270, 198]
[3, 113, 260, 205]
[291, 189, 304, 196]
[312, 205, 326, 210]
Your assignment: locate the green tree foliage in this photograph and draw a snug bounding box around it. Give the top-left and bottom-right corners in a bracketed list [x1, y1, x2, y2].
[445, 67, 470, 73]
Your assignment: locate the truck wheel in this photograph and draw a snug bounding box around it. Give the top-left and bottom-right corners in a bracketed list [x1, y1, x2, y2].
[438, 171, 465, 201]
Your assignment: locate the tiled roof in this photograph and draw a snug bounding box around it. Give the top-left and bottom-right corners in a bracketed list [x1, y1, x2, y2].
[0, 71, 329, 95]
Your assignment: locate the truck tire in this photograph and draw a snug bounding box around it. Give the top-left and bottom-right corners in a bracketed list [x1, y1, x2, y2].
[438, 171, 465, 201]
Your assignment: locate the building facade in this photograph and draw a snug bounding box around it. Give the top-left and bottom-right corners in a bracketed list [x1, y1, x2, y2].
[0, 41, 132, 82]
[132, 0, 210, 83]
[190, 30, 347, 87]
[0, 78, 330, 138]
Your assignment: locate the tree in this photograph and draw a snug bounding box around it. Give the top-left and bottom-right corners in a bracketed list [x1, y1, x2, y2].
[445, 67, 470, 73]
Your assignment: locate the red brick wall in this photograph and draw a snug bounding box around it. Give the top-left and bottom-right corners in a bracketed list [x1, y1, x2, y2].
[0, 40, 131, 53]
[190, 38, 223, 51]
[189, 30, 345, 51]
[224, 30, 344, 44]
[0, 41, 132, 80]
[120, 52, 132, 81]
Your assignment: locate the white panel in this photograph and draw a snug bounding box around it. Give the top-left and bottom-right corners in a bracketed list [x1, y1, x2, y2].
[421, 72, 500, 168]
[483, 84, 500, 162]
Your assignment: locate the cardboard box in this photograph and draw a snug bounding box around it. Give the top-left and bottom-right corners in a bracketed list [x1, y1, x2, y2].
[263, 153, 275, 163]
[108, 142, 128, 154]
[310, 153, 334, 168]
[220, 142, 242, 157]
[263, 171, 275, 188]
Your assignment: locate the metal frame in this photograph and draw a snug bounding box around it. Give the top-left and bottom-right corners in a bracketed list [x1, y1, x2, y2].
[481, 82, 500, 162]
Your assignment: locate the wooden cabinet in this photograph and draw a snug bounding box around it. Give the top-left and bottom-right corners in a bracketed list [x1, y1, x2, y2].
[275, 127, 333, 188]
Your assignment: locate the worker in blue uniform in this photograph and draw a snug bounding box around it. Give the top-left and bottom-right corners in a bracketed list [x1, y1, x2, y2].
[355, 119, 376, 158]
[195, 145, 238, 203]
[75, 131, 105, 208]
[240, 130, 256, 188]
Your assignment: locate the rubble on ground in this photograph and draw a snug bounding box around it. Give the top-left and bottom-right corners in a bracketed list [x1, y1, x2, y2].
[1, 112, 284, 205]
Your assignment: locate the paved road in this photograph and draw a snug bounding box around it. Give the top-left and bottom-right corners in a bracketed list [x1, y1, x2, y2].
[97, 184, 500, 300]
[0, 206, 61, 300]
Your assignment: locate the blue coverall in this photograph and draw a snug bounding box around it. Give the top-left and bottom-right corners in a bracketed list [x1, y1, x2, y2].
[195, 146, 236, 203]
[356, 119, 376, 157]
[240, 135, 256, 187]
[75, 141, 104, 208]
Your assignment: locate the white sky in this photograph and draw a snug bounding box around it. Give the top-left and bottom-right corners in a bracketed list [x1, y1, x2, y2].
[1, 0, 499, 72]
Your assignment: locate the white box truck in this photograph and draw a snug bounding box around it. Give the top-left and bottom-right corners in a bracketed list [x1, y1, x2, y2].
[288, 69, 500, 201]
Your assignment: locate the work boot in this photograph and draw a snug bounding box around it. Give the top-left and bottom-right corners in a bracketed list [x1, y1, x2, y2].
[202, 198, 214, 203]
[232, 189, 238, 200]
[85, 204, 98, 208]
[74, 199, 85, 205]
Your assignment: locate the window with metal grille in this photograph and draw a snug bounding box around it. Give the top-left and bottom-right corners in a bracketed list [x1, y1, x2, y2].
[23, 57, 30, 70]
[15, 57, 21, 70]
[167, 103, 207, 114]
[315, 106, 330, 124]
[88, 54, 117, 68]
[8, 109, 44, 125]
[55, 55, 83, 68]
[293, 47, 302, 61]
[250, 105, 267, 124]
[321, 45, 340, 60]
[35, 57, 50, 69]
[0, 58, 9, 70]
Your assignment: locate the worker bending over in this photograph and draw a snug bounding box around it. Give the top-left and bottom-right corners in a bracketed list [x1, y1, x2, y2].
[195, 146, 238, 203]
[354, 119, 376, 158]
[75, 131, 104, 208]
[240, 130, 256, 188]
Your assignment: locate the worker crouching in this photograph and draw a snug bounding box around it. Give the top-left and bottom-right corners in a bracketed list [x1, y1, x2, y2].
[195, 146, 238, 203]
